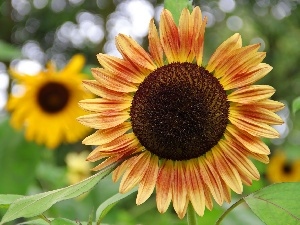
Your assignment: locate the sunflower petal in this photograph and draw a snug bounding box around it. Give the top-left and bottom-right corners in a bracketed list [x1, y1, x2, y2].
[116, 34, 156, 71]
[136, 154, 159, 205]
[228, 85, 275, 103]
[185, 159, 205, 216]
[225, 125, 270, 154]
[82, 80, 132, 100]
[82, 122, 131, 145]
[159, 9, 180, 63]
[211, 145, 243, 194]
[156, 160, 173, 213]
[172, 161, 188, 219]
[120, 151, 151, 193]
[77, 111, 129, 129]
[79, 98, 131, 112]
[97, 53, 145, 83]
[148, 19, 164, 67]
[206, 33, 242, 73]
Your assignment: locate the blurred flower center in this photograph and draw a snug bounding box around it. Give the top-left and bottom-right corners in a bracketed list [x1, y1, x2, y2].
[37, 82, 70, 113]
[130, 62, 229, 160]
[283, 163, 292, 174]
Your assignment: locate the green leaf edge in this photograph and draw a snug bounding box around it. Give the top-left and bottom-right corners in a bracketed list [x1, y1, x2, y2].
[0, 163, 118, 225]
[292, 96, 300, 115]
[96, 187, 138, 224]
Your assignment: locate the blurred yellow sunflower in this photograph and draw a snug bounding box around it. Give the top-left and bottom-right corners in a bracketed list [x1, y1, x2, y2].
[78, 7, 284, 218]
[7, 54, 92, 149]
[266, 151, 300, 183]
[65, 151, 92, 185]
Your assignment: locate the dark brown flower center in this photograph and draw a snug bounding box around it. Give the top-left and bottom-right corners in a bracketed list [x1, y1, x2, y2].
[130, 62, 229, 161]
[37, 81, 70, 113]
[283, 163, 292, 174]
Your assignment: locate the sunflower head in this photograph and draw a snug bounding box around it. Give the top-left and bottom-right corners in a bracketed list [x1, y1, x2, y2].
[266, 151, 300, 183]
[78, 7, 284, 219]
[7, 54, 92, 149]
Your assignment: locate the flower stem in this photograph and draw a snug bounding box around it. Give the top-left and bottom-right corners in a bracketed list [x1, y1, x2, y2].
[215, 198, 245, 225]
[187, 203, 197, 225]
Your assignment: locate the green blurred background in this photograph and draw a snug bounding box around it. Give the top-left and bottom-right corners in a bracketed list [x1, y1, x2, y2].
[0, 0, 299, 224]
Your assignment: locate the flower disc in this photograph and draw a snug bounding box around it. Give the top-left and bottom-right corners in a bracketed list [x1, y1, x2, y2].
[130, 62, 229, 160]
[37, 81, 70, 113]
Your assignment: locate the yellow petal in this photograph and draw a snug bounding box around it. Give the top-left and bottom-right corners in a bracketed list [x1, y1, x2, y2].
[59, 54, 85, 76]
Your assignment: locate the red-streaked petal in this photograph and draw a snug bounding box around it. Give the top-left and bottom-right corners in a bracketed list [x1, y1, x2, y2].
[91, 68, 137, 93]
[198, 156, 223, 205]
[172, 161, 188, 219]
[206, 33, 242, 73]
[136, 154, 159, 205]
[79, 98, 131, 112]
[77, 110, 129, 129]
[185, 159, 205, 216]
[220, 140, 260, 181]
[97, 53, 146, 83]
[148, 19, 164, 67]
[221, 63, 272, 90]
[229, 115, 279, 138]
[228, 85, 275, 103]
[243, 99, 285, 112]
[112, 154, 139, 182]
[159, 9, 180, 63]
[178, 8, 193, 63]
[116, 34, 157, 71]
[82, 80, 132, 100]
[226, 125, 270, 154]
[156, 160, 173, 213]
[211, 146, 243, 194]
[119, 151, 151, 193]
[82, 122, 131, 145]
[231, 105, 283, 125]
[215, 44, 262, 79]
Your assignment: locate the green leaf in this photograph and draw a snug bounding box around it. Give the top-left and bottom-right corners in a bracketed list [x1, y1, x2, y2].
[0, 40, 22, 61]
[0, 164, 118, 225]
[0, 118, 42, 195]
[164, 0, 193, 25]
[50, 218, 77, 225]
[96, 188, 138, 224]
[17, 218, 50, 225]
[0, 195, 23, 209]
[292, 96, 300, 115]
[244, 183, 300, 225]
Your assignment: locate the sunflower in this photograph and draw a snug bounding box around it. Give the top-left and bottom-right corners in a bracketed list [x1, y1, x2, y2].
[266, 151, 300, 183]
[78, 7, 284, 218]
[65, 151, 92, 185]
[7, 54, 92, 149]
